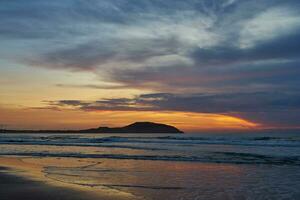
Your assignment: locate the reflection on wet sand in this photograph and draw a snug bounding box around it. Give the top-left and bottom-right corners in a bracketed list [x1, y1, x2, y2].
[0, 166, 100, 200]
[1, 156, 300, 200]
[0, 157, 140, 200]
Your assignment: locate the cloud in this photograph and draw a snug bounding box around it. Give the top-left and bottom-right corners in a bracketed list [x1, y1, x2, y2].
[4, 0, 297, 92]
[50, 91, 300, 128]
[0, 0, 237, 71]
[108, 58, 300, 94]
[1, 0, 300, 128]
[239, 6, 300, 48]
[55, 83, 129, 90]
[190, 27, 300, 69]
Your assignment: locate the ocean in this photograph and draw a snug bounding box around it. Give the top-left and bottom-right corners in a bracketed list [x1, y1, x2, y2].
[0, 132, 300, 200]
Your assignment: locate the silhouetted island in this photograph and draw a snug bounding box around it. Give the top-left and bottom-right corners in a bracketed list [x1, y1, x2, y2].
[0, 122, 184, 134]
[81, 122, 183, 133]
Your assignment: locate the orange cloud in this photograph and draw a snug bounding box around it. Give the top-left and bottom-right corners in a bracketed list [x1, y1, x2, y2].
[0, 106, 259, 132]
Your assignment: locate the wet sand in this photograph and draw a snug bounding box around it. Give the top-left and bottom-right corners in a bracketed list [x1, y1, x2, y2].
[0, 166, 98, 200]
[0, 157, 138, 200]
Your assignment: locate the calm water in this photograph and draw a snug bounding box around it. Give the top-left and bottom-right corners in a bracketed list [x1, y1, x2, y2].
[0, 132, 300, 199]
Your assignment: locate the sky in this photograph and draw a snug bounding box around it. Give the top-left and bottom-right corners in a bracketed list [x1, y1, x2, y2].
[0, 0, 300, 132]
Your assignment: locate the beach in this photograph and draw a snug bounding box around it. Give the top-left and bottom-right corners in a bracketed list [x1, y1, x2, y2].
[0, 166, 97, 200]
[0, 133, 300, 200]
[0, 157, 138, 200]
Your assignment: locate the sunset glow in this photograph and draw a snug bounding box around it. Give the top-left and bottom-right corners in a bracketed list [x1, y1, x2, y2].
[1, 0, 300, 132]
[0, 106, 258, 132]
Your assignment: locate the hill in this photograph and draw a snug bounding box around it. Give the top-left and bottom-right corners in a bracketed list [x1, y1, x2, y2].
[81, 122, 184, 133]
[0, 122, 184, 134]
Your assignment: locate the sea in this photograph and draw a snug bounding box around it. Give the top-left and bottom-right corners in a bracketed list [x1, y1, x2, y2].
[0, 132, 300, 200]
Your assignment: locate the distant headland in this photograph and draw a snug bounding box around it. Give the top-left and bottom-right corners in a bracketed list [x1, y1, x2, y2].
[0, 122, 184, 134]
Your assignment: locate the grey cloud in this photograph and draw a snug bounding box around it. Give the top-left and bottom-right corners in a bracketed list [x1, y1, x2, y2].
[51, 91, 300, 127]
[30, 41, 115, 71]
[55, 84, 128, 90]
[3, 0, 299, 72]
[192, 29, 300, 66]
[30, 37, 180, 71]
[49, 100, 88, 107]
[109, 59, 300, 93]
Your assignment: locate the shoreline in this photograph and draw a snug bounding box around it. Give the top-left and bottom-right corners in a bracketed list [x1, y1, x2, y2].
[0, 156, 139, 200]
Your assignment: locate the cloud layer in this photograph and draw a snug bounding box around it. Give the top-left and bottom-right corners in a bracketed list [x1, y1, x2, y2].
[1, 0, 300, 128]
[49, 91, 300, 128]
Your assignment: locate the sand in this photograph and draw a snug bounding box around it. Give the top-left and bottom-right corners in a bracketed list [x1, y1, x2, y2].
[0, 157, 139, 200]
[0, 166, 98, 200]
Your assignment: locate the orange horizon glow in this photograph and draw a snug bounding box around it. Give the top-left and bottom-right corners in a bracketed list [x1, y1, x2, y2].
[0, 106, 260, 133]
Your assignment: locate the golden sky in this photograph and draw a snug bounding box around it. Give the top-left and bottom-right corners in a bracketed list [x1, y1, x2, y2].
[0, 62, 260, 132]
[0, 106, 259, 132]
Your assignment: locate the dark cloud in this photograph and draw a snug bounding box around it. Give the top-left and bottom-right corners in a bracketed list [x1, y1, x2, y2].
[55, 84, 128, 90]
[51, 91, 300, 127]
[109, 59, 300, 94]
[28, 37, 180, 71]
[49, 100, 88, 107]
[30, 41, 116, 71]
[192, 29, 300, 66]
